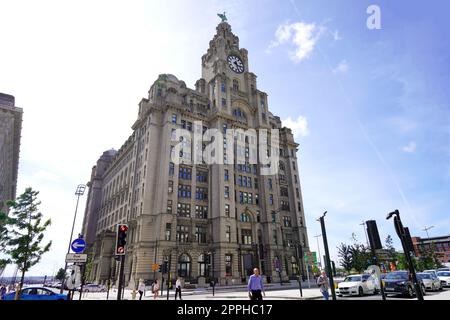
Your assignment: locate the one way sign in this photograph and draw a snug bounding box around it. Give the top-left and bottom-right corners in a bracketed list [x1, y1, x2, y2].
[71, 238, 86, 253]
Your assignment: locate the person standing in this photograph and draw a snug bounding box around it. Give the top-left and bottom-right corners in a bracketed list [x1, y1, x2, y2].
[152, 279, 160, 299]
[317, 270, 330, 300]
[247, 268, 265, 300]
[138, 280, 145, 300]
[175, 277, 182, 300]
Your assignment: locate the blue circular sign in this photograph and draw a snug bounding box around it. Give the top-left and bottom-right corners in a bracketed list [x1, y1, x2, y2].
[71, 238, 86, 253]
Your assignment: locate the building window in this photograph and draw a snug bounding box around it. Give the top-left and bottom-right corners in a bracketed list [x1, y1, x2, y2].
[168, 181, 173, 193]
[248, 193, 253, 204]
[240, 213, 251, 222]
[169, 162, 175, 176]
[225, 226, 231, 243]
[167, 200, 173, 214]
[225, 204, 230, 217]
[238, 175, 243, 186]
[221, 82, 226, 93]
[197, 171, 208, 183]
[224, 186, 230, 199]
[171, 113, 177, 124]
[255, 194, 259, 205]
[268, 178, 273, 190]
[222, 98, 227, 107]
[256, 210, 261, 223]
[178, 185, 191, 198]
[177, 203, 191, 217]
[271, 211, 277, 223]
[296, 188, 300, 198]
[224, 169, 229, 181]
[195, 226, 207, 244]
[225, 254, 232, 276]
[269, 194, 274, 205]
[233, 79, 239, 91]
[195, 205, 208, 219]
[283, 216, 292, 227]
[280, 187, 288, 197]
[294, 175, 298, 183]
[198, 254, 209, 277]
[273, 230, 278, 245]
[179, 166, 192, 180]
[165, 223, 172, 241]
[196, 187, 208, 200]
[241, 229, 252, 245]
[281, 200, 290, 211]
[177, 253, 191, 278]
[239, 191, 244, 204]
[298, 202, 302, 212]
[176, 226, 189, 243]
[292, 161, 296, 171]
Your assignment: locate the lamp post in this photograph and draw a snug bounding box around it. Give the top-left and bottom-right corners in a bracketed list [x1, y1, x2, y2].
[61, 184, 86, 295]
[387, 210, 424, 301]
[208, 250, 215, 296]
[317, 211, 336, 300]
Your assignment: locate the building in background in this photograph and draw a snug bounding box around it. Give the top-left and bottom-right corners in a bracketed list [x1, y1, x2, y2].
[82, 21, 310, 287]
[412, 235, 450, 265]
[0, 92, 22, 214]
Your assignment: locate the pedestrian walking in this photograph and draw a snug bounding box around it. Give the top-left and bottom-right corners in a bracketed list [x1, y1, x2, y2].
[317, 270, 330, 300]
[138, 279, 145, 300]
[247, 268, 265, 300]
[152, 279, 160, 299]
[175, 277, 182, 300]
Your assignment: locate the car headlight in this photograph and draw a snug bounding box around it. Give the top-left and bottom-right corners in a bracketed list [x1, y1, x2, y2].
[398, 281, 406, 285]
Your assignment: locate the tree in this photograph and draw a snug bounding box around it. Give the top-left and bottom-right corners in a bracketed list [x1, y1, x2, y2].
[3, 188, 52, 300]
[337, 243, 353, 272]
[55, 268, 66, 281]
[0, 209, 11, 269]
[350, 243, 372, 272]
[417, 242, 443, 271]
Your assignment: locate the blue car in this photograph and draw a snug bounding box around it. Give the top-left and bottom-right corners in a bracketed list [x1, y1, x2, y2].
[2, 287, 68, 300]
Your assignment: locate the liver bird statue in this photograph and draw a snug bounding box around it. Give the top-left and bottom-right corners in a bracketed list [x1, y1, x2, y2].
[217, 12, 227, 23]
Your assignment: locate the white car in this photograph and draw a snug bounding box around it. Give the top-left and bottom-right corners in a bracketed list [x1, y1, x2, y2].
[423, 270, 438, 278]
[337, 274, 378, 297]
[437, 271, 450, 287]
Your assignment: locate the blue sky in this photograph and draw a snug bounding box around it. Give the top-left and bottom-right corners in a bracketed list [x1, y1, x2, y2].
[0, 0, 449, 275]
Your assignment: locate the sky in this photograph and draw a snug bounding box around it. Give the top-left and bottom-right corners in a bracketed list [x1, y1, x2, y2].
[0, 0, 449, 276]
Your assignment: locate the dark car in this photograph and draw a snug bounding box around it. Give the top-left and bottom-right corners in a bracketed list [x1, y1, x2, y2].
[383, 271, 426, 298]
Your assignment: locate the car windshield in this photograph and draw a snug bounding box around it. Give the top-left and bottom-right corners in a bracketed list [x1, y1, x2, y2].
[417, 273, 431, 279]
[437, 272, 450, 276]
[386, 272, 408, 280]
[344, 276, 361, 282]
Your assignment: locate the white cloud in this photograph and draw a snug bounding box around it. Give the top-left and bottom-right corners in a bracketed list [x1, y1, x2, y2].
[269, 22, 325, 63]
[401, 141, 417, 153]
[282, 116, 309, 138]
[332, 60, 349, 74]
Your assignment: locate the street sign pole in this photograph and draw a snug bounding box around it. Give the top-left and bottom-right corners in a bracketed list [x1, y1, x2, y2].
[319, 212, 336, 300]
[117, 255, 125, 300]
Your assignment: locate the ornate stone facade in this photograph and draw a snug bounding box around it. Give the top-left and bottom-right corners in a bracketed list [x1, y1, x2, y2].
[83, 22, 310, 287]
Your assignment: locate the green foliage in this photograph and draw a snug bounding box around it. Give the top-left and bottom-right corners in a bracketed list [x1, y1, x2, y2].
[417, 242, 443, 271]
[337, 239, 373, 273]
[337, 243, 353, 272]
[385, 235, 398, 263]
[55, 268, 66, 281]
[2, 188, 52, 298]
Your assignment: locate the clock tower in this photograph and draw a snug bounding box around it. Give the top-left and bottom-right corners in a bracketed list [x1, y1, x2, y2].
[199, 21, 267, 127]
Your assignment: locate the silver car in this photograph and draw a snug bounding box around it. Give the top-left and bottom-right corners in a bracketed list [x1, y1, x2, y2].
[417, 272, 442, 291]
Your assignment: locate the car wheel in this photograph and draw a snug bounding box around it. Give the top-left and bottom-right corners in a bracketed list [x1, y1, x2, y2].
[358, 287, 364, 297]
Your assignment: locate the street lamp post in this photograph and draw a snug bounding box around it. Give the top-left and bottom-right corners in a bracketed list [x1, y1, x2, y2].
[317, 211, 336, 300]
[61, 184, 86, 295]
[387, 210, 424, 301]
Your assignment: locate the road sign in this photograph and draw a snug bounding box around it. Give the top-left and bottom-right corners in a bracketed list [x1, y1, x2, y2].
[66, 265, 81, 290]
[152, 263, 160, 272]
[71, 238, 86, 253]
[303, 252, 317, 264]
[66, 253, 88, 263]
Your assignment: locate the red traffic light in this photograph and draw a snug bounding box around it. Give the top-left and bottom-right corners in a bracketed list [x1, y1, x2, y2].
[119, 225, 128, 232]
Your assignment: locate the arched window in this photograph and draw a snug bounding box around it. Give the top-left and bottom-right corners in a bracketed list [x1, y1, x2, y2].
[279, 161, 285, 172]
[178, 253, 191, 279]
[233, 79, 239, 91]
[240, 213, 251, 222]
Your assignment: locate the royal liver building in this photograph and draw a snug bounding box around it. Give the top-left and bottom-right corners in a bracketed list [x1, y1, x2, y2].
[82, 21, 310, 287]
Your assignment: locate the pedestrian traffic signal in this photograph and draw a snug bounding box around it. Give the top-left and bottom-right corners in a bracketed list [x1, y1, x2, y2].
[115, 224, 128, 255]
[366, 220, 382, 250]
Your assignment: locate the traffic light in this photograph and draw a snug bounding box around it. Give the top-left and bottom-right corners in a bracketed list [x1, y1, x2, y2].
[366, 220, 382, 250]
[115, 224, 128, 255]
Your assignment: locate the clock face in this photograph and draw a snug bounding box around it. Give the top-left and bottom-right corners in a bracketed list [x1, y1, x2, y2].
[227, 55, 244, 73]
